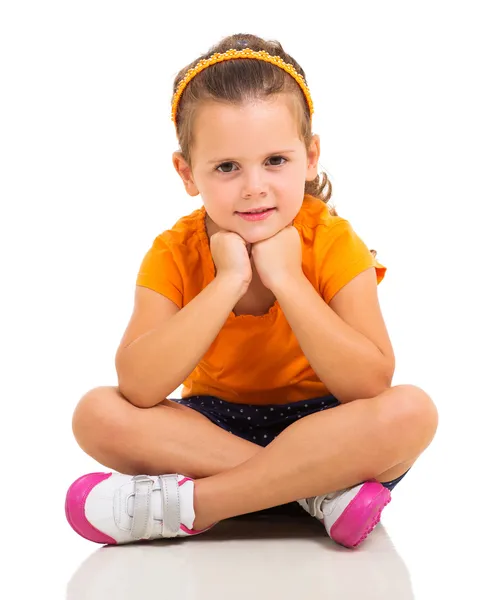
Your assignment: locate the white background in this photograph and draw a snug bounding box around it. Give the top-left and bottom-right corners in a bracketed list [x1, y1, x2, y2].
[1, 1, 480, 598]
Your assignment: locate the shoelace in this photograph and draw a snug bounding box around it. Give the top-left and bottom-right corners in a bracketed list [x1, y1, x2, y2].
[130, 474, 181, 539]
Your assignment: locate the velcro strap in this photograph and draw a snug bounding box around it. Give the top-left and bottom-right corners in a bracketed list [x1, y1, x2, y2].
[160, 474, 181, 537]
[130, 475, 154, 539]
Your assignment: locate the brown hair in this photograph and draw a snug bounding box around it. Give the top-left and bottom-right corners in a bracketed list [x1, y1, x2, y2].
[171, 33, 338, 217]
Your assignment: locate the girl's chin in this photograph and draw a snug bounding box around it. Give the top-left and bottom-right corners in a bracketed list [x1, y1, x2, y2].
[238, 230, 273, 244]
[239, 223, 292, 244]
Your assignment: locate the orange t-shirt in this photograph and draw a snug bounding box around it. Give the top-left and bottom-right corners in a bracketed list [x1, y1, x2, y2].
[136, 194, 386, 405]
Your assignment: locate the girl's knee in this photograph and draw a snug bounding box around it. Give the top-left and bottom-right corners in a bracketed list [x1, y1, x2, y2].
[72, 386, 133, 452]
[386, 384, 439, 444]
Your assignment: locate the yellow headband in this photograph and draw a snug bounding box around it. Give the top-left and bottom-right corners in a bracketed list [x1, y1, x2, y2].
[171, 48, 314, 126]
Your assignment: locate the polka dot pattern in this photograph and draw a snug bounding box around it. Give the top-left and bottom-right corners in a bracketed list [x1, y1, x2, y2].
[171, 394, 341, 447]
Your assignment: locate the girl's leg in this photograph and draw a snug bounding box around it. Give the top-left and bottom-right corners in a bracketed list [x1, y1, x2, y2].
[73, 386, 428, 487]
[192, 384, 438, 530]
[72, 386, 260, 479]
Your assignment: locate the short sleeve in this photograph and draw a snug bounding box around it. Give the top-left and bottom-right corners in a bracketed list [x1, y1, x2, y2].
[318, 221, 387, 305]
[136, 236, 184, 308]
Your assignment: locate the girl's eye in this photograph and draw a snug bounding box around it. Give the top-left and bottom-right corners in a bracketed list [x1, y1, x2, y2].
[267, 156, 287, 166]
[216, 162, 237, 173]
[215, 156, 287, 173]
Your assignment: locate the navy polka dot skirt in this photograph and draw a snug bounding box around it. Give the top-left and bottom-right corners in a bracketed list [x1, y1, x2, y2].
[171, 394, 409, 491]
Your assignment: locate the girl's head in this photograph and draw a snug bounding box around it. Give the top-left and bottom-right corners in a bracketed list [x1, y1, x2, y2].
[171, 33, 335, 244]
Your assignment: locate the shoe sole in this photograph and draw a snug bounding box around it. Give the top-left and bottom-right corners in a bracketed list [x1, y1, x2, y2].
[330, 481, 391, 548]
[65, 472, 117, 544]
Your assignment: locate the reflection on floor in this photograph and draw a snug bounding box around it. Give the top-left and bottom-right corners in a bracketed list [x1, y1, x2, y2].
[67, 504, 414, 600]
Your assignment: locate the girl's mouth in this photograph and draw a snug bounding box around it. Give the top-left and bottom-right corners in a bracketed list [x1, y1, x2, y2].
[236, 208, 276, 221]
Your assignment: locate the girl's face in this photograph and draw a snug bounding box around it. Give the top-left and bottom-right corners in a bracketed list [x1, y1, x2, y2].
[173, 94, 320, 244]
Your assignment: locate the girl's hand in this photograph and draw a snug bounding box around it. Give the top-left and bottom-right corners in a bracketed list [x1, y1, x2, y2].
[210, 230, 253, 296]
[251, 226, 303, 291]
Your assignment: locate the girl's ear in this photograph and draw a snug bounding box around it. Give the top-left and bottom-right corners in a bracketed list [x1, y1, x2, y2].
[306, 134, 321, 181]
[172, 152, 200, 196]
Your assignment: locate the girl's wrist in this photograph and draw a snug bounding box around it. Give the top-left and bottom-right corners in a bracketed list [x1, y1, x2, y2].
[213, 273, 250, 301]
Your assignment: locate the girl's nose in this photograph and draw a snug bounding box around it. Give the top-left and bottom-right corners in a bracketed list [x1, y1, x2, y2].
[241, 171, 268, 199]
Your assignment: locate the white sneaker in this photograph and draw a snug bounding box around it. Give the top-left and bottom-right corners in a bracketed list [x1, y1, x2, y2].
[298, 480, 391, 548]
[65, 472, 215, 545]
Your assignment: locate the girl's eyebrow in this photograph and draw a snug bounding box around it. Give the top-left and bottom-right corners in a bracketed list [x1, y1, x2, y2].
[208, 150, 297, 164]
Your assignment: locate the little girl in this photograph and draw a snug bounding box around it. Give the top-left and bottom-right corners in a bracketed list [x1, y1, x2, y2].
[66, 33, 438, 549]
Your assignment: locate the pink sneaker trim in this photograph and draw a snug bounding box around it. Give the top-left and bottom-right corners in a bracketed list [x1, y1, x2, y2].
[65, 472, 117, 545]
[330, 481, 391, 549]
[180, 522, 217, 535]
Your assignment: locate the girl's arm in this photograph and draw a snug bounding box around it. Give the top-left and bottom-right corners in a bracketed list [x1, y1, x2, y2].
[116, 275, 245, 408]
[272, 268, 395, 404]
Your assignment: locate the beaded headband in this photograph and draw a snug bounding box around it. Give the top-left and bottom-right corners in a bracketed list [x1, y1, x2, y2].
[171, 48, 314, 127]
